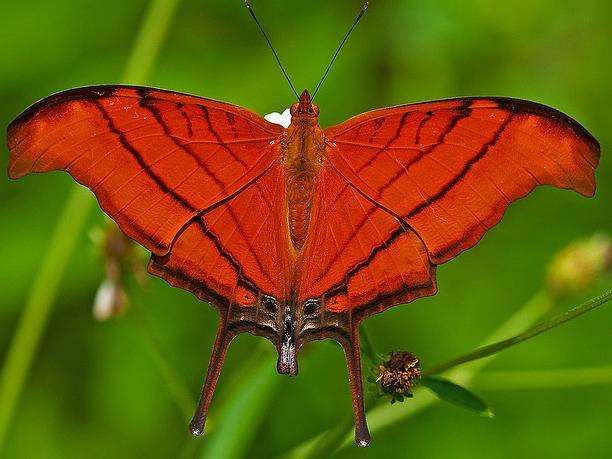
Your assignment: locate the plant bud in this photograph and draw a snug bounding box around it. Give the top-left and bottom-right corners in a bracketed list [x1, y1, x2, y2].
[93, 279, 127, 321]
[91, 223, 146, 320]
[547, 234, 612, 298]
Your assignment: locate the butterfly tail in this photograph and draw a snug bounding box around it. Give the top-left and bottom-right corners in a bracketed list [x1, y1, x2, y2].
[339, 324, 371, 447]
[189, 312, 235, 436]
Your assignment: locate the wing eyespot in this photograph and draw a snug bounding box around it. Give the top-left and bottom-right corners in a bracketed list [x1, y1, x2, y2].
[303, 298, 321, 316]
[261, 295, 279, 314]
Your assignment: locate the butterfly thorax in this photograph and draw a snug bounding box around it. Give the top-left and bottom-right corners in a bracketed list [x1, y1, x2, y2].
[281, 90, 326, 252]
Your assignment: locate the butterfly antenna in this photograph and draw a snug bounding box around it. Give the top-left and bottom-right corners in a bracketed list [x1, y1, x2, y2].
[311, 1, 369, 101]
[244, 0, 299, 99]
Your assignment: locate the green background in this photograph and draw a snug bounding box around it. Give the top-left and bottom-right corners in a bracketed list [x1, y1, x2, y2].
[1, 0, 611, 458]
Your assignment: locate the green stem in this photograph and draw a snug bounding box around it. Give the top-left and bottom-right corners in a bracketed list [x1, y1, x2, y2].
[0, 187, 92, 446]
[424, 289, 612, 376]
[475, 365, 612, 391]
[131, 306, 195, 421]
[0, 0, 182, 449]
[353, 289, 610, 451]
[121, 0, 183, 84]
[286, 289, 612, 457]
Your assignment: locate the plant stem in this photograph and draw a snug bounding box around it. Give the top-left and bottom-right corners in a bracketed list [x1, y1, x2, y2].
[121, 0, 183, 84]
[0, 0, 182, 449]
[424, 289, 612, 375]
[352, 289, 610, 451]
[131, 306, 195, 421]
[0, 187, 91, 446]
[475, 365, 612, 391]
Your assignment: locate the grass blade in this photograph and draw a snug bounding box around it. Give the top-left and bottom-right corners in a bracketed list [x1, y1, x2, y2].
[425, 289, 612, 376]
[200, 349, 279, 459]
[0, 188, 91, 447]
[0, 0, 182, 449]
[476, 365, 612, 391]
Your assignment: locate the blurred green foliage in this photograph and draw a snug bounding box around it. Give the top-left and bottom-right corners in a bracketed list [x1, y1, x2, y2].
[1, 0, 610, 458]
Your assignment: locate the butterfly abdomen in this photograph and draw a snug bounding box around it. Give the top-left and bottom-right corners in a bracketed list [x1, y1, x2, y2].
[287, 174, 314, 250]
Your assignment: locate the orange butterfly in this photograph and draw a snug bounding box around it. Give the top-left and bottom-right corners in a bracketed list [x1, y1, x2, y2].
[5, 4, 600, 448]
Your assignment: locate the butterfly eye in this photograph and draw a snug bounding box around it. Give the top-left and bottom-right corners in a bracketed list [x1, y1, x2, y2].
[303, 298, 320, 316]
[261, 295, 278, 313]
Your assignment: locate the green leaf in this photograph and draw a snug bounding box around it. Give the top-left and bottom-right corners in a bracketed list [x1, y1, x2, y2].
[420, 376, 494, 418]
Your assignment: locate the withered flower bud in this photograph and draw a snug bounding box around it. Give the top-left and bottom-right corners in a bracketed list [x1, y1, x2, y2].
[91, 223, 146, 321]
[376, 351, 420, 401]
[93, 279, 127, 321]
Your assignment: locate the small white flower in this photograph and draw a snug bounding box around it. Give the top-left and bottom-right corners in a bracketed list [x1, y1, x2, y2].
[264, 108, 292, 128]
[93, 278, 126, 321]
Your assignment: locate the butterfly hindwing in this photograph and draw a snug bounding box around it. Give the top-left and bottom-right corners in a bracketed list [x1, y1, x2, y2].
[149, 163, 292, 309]
[298, 163, 437, 316]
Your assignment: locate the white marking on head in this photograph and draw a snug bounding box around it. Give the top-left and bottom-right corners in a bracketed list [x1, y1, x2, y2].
[264, 108, 292, 128]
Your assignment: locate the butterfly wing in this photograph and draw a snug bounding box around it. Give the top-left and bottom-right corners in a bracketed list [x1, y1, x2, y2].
[298, 163, 436, 316]
[7, 85, 283, 256]
[149, 162, 291, 309]
[7, 85, 293, 435]
[297, 98, 598, 446]
[324, 97, 599, 275]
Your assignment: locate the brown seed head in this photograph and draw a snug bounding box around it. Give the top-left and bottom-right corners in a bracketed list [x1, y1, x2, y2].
[376, 351, 421, 397]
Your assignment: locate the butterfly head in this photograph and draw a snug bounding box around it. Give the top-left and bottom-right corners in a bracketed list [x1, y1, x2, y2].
[290, 89, 319, 118]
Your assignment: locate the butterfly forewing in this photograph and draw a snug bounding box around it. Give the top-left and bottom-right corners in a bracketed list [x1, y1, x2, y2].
[7, 85, 283, 256]
[324, 97, 599, 272]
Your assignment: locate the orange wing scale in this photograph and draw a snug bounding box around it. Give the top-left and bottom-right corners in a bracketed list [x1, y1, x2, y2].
[6, 88, 600, 447]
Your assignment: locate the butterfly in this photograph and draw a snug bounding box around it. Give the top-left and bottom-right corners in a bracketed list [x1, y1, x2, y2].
[5, 84, 600, 445]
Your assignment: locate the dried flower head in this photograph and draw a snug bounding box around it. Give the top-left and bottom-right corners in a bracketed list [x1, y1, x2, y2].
[376, 351, 420, 401]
